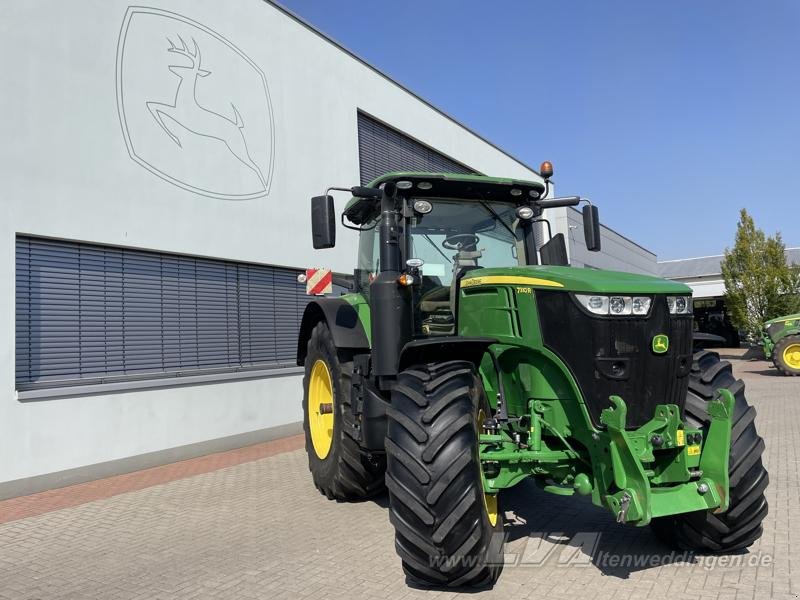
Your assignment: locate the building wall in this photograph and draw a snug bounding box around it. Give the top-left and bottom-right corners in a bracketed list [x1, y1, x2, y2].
[0, 0, 660, 494]
[676, 277, 726, 299]
[0, 0, 551, 492]
[551, 207, 658, 275]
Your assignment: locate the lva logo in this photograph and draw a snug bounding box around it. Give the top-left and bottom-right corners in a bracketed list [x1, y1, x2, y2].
[116, 7, 275, 200]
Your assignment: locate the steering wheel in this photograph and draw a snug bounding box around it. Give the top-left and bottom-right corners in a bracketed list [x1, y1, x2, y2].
[442, 233, 480, 251]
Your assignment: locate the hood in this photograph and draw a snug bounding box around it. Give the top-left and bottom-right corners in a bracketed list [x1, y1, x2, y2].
[461, 266, 692, 295]
[764, 313, 800, 326]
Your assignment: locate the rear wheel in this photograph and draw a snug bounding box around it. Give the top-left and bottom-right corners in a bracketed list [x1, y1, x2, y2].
[650, 350, 768, 551]
[302, 322, 385, 500]
[773, 335, 800, 376]
[386, 361, 503, 587]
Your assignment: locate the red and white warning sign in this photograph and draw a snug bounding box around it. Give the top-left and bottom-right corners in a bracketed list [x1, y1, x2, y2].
[304, 268, 332, 296]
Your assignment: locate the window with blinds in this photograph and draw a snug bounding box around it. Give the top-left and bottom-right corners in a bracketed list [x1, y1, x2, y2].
[357, 112, 475, 185]
[15, 236, 311, 391]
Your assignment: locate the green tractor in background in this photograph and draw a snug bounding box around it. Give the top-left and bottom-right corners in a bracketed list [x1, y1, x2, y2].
[762, 313, 800, 375]
[296, 167, 769, 587]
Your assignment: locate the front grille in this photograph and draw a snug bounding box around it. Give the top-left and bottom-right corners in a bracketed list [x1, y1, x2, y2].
[536, 291, 693, 428]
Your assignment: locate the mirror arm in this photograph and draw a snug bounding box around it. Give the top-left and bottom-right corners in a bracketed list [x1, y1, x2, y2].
[326, 185, 352, 195]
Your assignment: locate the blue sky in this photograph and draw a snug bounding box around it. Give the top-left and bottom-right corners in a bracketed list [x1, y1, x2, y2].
[280, 0, 799, 260]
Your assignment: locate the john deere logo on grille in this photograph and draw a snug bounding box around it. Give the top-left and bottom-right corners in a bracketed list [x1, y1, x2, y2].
[652, 334, 669, 354]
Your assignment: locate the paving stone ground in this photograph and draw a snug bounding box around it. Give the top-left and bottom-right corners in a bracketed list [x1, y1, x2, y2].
[0, 349, 797, 599]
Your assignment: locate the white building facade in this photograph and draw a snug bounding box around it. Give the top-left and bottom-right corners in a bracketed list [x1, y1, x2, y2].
[1, 0, 657, 498]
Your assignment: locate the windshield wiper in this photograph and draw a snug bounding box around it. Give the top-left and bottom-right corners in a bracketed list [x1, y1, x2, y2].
[422, 234, 452, 264]
[479, 201, 517, 240]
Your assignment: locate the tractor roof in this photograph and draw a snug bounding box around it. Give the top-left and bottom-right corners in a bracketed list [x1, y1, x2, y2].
[343, 172, 547, 225]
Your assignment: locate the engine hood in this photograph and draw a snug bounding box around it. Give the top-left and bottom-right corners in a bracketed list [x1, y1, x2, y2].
[764, 313, 800, 326]
[459, 266, 692, 295]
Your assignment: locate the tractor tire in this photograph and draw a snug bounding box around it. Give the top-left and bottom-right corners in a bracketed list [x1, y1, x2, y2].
[650, 350, 769, 552]
[302, 322, 385, 500]
[773, 334, 800, 376]
[386, 361, 504, 588]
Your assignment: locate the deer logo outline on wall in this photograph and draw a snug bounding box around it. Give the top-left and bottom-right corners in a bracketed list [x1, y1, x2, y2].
[146, 35, 267, 189]
[116, 6, 275, 200]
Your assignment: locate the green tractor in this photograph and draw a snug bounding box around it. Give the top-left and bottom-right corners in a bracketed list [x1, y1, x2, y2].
[762, 313, 800, 375]
[297, 168, 768, 587]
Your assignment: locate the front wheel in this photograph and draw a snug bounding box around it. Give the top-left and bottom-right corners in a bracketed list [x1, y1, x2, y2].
[650, 350, 769, 551]
[386, 361, 503, 587]
[773, 334, 800, 376]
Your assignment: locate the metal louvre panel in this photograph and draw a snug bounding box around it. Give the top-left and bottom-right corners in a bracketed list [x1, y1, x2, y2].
[15, 236, 308, 390]
[273, 268, 307, 363]
[238, 263, 276, 366]
[357, 112, 475, 185]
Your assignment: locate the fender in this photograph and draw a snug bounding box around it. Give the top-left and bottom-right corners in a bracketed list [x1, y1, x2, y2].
[296, 297, 370, 365]
[692, 332, 726, 352]
[398, 336, 497, 372]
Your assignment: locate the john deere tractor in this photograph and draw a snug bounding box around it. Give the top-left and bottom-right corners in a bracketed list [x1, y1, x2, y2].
[762, 313, 800, 375]
[297, 168, 768, 587]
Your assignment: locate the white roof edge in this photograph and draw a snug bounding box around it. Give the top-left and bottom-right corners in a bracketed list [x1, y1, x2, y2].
[659, 247, 800, 265]
[658, 254, 724, 263]
[264, 0, 541, 177]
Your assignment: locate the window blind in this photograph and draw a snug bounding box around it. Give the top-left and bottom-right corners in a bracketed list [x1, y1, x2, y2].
[15, 236, 311, 390]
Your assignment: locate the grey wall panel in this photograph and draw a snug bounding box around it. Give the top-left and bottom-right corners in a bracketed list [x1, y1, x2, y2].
[15, 236, 309, 390]
[564, 208, 658, 275]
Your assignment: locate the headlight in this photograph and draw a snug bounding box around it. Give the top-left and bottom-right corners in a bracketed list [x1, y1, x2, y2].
[667, 296, 692, 315]
[576, 294, 609, 315]
[576, 294, 652, 316]
[609, 296, 631, 315]
[631, 296, 652, 315]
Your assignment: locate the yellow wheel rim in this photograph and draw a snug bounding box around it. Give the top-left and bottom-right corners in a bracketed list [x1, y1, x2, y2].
[783, 343, 800, 370]
[478, 408, 499, 527]
[309, 359, 335, 459]
[483, 492, 499, 527]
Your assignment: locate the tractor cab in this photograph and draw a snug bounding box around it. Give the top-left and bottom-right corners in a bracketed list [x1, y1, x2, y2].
[323, 172, 601, 336]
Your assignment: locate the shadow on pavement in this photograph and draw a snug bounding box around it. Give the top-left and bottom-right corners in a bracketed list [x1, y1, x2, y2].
[371, 475, 711, 582]
[746, 369, 783, 377]
[498, 480, 700, 579]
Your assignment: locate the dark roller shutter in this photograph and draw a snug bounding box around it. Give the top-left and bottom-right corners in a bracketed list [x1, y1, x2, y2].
[15, 236, 310, 391]
[357, 112, 476, 185]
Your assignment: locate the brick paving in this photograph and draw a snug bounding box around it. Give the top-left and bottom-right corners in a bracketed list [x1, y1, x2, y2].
[0, 350, 797, 599]
[0, 435, 304, 525]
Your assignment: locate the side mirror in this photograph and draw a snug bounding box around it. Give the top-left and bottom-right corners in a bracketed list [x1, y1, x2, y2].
[582, 204, 601, 252]
[311, 195, 336, 249]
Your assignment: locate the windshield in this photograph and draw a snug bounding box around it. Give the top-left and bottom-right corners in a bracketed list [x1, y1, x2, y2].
[356, 198, 525, 291]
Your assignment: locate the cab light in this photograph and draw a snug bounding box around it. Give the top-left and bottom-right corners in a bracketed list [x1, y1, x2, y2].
[413, 199, 433, 214]
[516, 206, 535, 220]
